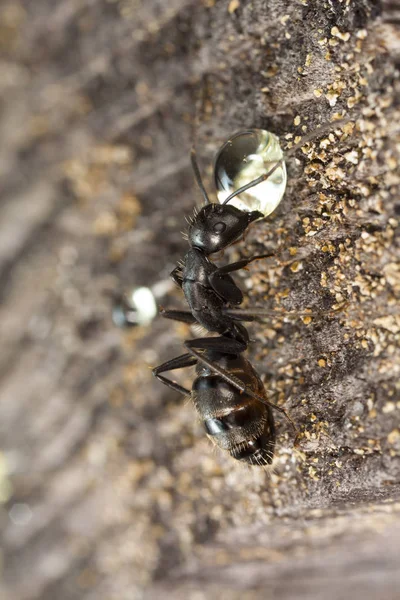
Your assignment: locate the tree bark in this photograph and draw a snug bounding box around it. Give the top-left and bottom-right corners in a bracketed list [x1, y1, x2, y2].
[0, 1, 399, 599]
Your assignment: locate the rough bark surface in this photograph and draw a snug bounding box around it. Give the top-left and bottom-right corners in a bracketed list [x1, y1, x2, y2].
[0, 1, 399, 599]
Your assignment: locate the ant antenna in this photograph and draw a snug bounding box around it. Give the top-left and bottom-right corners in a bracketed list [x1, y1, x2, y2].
[191, 148, 211, 204]
[189, 73, 214, 205]
[222, 160, 283, 205]
[222, 117, 353, 206]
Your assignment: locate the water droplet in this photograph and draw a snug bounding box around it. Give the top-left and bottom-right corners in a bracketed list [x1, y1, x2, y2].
[112, 286, 157, 327]
[214, 129, 287, 216]
[9, 503, 32, 526]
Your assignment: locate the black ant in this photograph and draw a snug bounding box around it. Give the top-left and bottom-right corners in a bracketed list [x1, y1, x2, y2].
[153, 120, 351, 465]
[153, 145, 292, 465]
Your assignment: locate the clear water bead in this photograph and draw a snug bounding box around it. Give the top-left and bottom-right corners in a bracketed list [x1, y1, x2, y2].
[112, 286, 157, 328]
[214, 129, 287, 216]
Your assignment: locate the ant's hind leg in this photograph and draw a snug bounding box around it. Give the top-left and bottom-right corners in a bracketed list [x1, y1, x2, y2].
[153, 353, 197, 396]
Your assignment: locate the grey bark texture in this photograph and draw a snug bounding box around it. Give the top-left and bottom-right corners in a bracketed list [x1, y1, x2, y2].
[0, 0, 399, 599]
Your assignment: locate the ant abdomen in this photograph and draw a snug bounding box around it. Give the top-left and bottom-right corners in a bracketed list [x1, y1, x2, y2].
[192, 354, 275, 465]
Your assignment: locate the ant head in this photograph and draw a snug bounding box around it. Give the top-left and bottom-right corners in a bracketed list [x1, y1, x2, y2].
[188, 203, 263, 254]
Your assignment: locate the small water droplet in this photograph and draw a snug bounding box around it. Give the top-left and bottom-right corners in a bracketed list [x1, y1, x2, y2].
[214, 129, 287, 216]
[9, 503, 32, 526]
[112, 286, 157, 327]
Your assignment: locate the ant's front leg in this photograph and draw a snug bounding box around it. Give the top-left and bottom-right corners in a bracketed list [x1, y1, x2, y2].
[209, 252, 275, 304]
[170, 266, 184, 288]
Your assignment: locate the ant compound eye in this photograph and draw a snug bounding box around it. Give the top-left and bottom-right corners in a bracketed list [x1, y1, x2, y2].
[214, 129, 287, 217]
[213, 222, 226, 233]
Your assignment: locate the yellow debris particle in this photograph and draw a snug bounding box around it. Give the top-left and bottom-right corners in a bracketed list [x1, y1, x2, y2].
[342, 122, 355, 135]
[290, 261, 303, 272]
[347, 96, 359, 108]
[388, 430, 400, 444]
[265, 64, 279, 77]
[319, 137, 331, 149]
[373, 316, 400, 334]
[314, 88, 323, 98]
[228, 0, 240, 13]
[325, 90, 338, 107]
[326, 166, 345, 181]
[318, 358, 326, 367]
[383, 402, 396, 414]
[331, 26, 351, 41]
[93, 212, 118, 236]
[353, 448, 365, 456]
[294, 115, 301, 126]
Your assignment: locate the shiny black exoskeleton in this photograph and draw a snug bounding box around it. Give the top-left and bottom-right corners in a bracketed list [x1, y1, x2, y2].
[178, 205, 266, 345]
[197, 352, 275, 465]
[154, 335, 277, 466]
[153, 148, 293, 466]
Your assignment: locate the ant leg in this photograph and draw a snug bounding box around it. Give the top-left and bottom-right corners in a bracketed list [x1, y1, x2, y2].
[185, 336, 247, 355]
[184, 338, 297, 432]
[214, 253, 275, 275]
[209, 253, 274, 304]
[159, 308, 197, 325]
[190, 148, 211, 205]
[225, 302, 349, 321]
[284, 117, 352, 159]
[153, 353, 197, 396]
[170, 266, 184, 288]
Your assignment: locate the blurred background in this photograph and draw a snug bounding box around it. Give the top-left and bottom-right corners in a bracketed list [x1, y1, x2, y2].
[0, 1, 399, 599]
